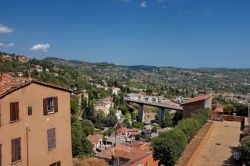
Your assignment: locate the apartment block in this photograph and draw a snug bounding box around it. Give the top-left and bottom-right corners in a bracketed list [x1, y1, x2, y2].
[0, 74, 72, 166]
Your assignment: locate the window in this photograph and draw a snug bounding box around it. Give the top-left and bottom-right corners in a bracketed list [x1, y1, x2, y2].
[27, 107, 32, 115]
[0, 144, 2, 166]
[11, 138, 21, 163]
[47, 128, 56, 150]
[10, 102, 19, 122]
[43, 97, 58, 115]
[49, 161, 61, 166]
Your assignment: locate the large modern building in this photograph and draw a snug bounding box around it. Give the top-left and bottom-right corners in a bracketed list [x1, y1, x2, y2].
[0, 74, 72, 166]
[181, 94, 212, 118]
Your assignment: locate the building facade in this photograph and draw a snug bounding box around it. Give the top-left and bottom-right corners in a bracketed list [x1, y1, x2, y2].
[181, 94, 212, 118]
[0, 75, 72, 166]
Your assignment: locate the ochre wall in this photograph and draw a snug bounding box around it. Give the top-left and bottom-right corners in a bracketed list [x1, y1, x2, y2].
[0, 83, 72, 166]
[183, 100, 205, 118]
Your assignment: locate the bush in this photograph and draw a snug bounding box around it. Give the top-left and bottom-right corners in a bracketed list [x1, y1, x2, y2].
[172, 111, 183, 126]
[161, 111, 173, 128]
[176, 118, 200, 142]
[240, 136, 250, 165]
[118, 104, 128, 115]
[71, 115, 84, 157]
[132, 122, 144, 129]
[151, 129, 188, 166]
[81, 119, 95, 137]
[191, 109, 209, 127]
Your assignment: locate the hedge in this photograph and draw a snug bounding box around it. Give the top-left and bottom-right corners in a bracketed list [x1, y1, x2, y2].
[176, 118, 200, 142]
[151, 128, 188, 166]
[240, 136, 250, 165]
[191, 109, 209, 127]
[152, 109, 209, 165]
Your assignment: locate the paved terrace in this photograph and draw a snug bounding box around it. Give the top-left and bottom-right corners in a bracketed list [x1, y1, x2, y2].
[189, 121, 241, 166]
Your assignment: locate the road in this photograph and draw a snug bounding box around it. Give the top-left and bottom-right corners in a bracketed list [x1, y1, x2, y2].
[190, 121, 241, 166]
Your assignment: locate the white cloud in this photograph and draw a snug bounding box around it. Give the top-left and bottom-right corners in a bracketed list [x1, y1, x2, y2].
[0, 42, 14, 48]
[0, 24, 13, 33]
[29, 43, 50, 52]
[140, 1, 147, 8]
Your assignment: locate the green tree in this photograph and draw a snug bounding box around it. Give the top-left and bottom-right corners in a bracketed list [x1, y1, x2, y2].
[161, 111, 173, 128]
[191, 109, 209, 127]
[94, 111, 106, 128]
[85, 100, 95, 122]
[176, 118, 200, 142]
[240, 136, 250, 165]
[113, 94, 117, 108]
[81, 119, 95, 137]
[223, 104, 235, 115]
[118, 104, 128, 115]
[132, 122, 144, 129]
[172, 111, 183, 126]
[71, 96, 79, 115]
[82, 138, 94, 157]
[105, 108, 118, 127]
[81, 97, 88, 119]
[71, 115, 84, 157]
[151, 129, 188, 166]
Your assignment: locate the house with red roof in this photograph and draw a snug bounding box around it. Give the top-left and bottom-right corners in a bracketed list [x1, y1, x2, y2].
[87, 134, 103, 152]
[95, 141, 158, 166]
[181, 94, 212, 118]
[0, 74, 73, 166]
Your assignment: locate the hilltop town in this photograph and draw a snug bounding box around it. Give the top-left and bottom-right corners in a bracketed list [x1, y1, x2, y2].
[0, 52, 250, 166]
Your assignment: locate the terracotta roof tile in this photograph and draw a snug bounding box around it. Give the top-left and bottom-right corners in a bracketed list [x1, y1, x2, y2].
[87, 134, 103, 145]
[96, 142, 151, 160]
[214, 105, 223, 113]
[181, 94, 211, 105]
[0, 74, 72, 99]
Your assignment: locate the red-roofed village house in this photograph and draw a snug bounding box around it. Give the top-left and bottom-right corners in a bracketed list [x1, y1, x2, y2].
[0, 74, 72, 166]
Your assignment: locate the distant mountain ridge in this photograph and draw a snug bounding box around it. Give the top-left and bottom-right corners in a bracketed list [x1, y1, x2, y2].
[1, 51, 250, 95]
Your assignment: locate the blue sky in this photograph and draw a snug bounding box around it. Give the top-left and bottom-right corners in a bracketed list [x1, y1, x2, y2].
[0, 0, 250, 68]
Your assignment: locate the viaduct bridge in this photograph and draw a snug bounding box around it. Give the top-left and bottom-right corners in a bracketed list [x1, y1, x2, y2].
[124, 97, 183, 123]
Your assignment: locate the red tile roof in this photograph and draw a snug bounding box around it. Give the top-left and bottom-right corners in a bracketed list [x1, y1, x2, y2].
[0, 74, 72, 99]
[87, 134, 103, 145]
[96, 142, 151, 160]
[110, 127, 141, 137]
[181, 94, 211, 105]
[214, 105, 224, 113]
[123, 152, 158, 166]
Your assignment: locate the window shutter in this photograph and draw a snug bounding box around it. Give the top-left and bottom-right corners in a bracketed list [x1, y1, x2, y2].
[10, 103, 13, 122]
[11, 139, 14, 162]
[15, 103, 19, 120]
[54, 97, 58, 113]
[11, 138, 21, 163]
[17, 138, 21, 160]
[43, 99, 48, 115]
[48, 128, 56, 150]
